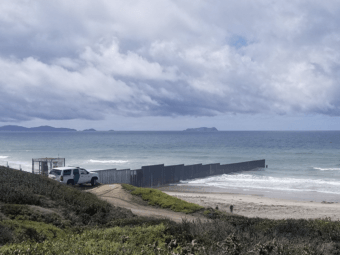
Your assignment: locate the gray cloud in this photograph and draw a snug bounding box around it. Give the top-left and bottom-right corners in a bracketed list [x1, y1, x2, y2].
[1, 0, 340, 122]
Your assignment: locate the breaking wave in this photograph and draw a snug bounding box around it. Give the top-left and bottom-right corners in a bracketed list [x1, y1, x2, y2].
[313, 167, 340, 171]
[182, 173, 340, 195]
[89, 159, 128, 164]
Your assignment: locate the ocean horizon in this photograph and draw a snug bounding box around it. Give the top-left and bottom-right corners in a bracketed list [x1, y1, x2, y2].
[1, 131, 340, 202]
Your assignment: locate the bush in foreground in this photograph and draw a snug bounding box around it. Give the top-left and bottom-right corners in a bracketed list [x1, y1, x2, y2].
[0, 223, 177, 255]
[2, 217, 340, 254]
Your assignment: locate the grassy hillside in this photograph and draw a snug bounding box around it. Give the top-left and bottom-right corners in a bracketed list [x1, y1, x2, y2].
[1, 167, 340, 254]
[0, 166, 133, 226]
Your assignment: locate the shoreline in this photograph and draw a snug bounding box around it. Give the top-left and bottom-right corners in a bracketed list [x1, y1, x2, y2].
[158, 185, 340, 220]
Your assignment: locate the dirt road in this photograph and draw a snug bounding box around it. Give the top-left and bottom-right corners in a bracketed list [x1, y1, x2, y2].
[88, 184, 205, 223]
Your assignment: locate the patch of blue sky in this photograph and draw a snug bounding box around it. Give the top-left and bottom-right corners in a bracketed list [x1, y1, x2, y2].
[229, 35, 248, 49]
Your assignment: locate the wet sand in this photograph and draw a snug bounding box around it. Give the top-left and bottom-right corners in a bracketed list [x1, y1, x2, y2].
[158, 185, 340, 221]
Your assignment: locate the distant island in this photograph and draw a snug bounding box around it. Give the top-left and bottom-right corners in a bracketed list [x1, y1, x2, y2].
[184, 127, 218, 132]
[0, 125, 77, 132]
[83, 128, 96, 132]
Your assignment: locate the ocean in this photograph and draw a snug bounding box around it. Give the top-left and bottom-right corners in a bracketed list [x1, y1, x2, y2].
[1, 131, 340, 202]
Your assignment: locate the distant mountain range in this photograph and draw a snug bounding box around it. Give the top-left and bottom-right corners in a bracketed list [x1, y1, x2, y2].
[0, 125, 217, 132]
[184, 127, 218, 132]
[82, 128, 96, 132]
[0, 125, 77, 132]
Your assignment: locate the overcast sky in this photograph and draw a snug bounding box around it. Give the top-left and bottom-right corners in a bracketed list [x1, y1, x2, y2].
[1, 0, 340, 130]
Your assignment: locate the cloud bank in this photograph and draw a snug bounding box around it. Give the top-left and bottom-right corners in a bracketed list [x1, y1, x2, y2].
[1, 0, 340, 122]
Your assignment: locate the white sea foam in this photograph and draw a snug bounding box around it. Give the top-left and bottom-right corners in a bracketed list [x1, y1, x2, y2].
[89, 159, 128, 164]
[9, 161, 31, 166]
[183, 173, 340, 195]
[313, 167, 340, 171]
[0, 156, 9, 159]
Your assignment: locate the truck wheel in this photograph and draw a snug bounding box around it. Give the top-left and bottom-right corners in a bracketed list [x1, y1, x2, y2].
[91, 178, 98, 186]
[67, 180, 74, 186]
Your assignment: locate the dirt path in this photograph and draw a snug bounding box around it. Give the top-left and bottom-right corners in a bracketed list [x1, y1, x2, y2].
[88, 184, 206, 223]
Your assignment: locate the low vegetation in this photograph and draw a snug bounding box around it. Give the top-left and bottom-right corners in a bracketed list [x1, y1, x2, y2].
[1, 166, 340, 254]
[0, 166, 133, 227]
[122, 184, 204, 213]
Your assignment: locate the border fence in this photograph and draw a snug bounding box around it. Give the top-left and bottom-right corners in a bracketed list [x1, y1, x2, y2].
[93, 159, 265, 187]
[0, 161, 23, 171]
[1, 159, 266, 188]
[0, 158, 65, 173]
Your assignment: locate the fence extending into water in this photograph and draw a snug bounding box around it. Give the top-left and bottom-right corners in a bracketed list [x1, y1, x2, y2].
[92, 159, 265, 187]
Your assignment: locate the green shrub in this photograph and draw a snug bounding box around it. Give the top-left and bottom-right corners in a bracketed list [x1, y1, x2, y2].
[0, 224, 13, 245]
[106, 216, 174, 228]
[0, 204, 67, 228]
[203, 207, 226, 219]
[0, 224, 181, 255]
[121, 184, 136, 192]
[1, 220, 66, 243]
[122, 184, 204, 214]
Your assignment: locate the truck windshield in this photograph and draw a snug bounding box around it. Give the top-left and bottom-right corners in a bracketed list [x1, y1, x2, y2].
[50, 169, 62, 175]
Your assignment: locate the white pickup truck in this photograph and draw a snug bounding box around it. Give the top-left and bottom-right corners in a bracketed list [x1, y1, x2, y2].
[48, 167, 99, 186]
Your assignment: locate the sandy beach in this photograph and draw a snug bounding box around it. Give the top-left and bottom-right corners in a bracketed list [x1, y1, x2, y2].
[159, 185, 340, 221]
